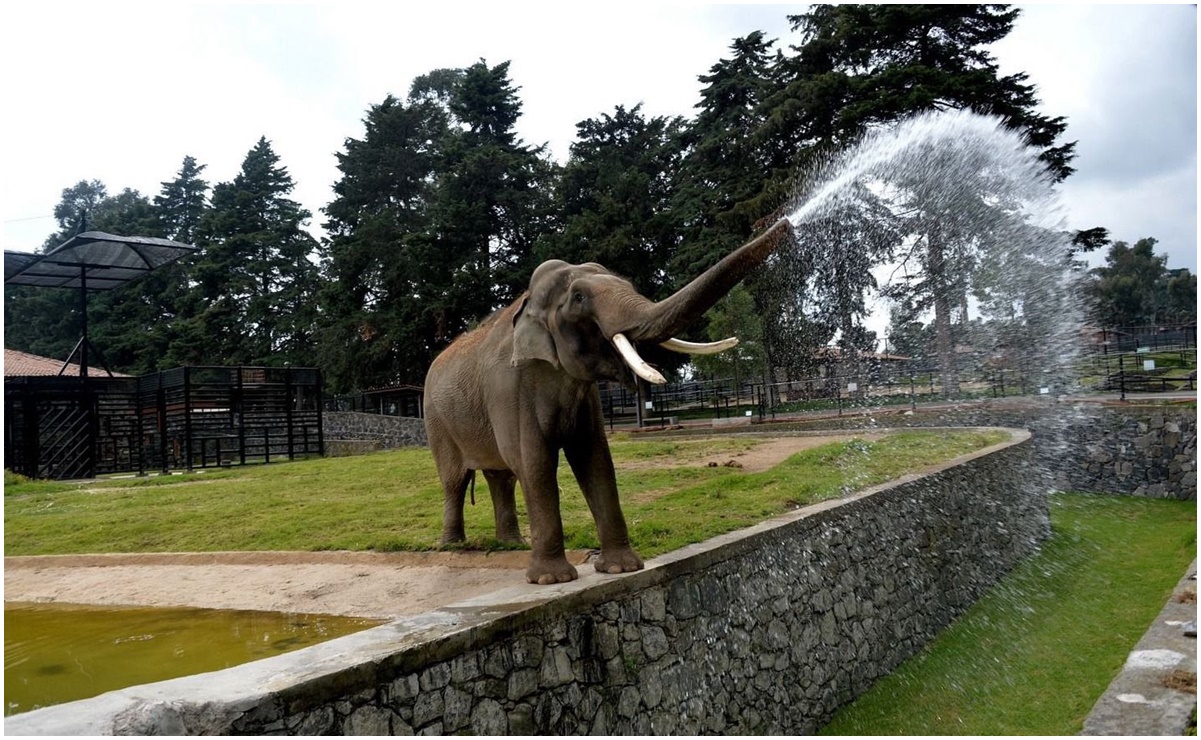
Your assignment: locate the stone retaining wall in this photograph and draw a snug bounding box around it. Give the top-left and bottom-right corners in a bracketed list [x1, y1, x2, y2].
[746, 401, 1195, 500]
[323, 411, 427, 450]
[7, 429, 1046, 735]
[1021, 404, 1193, 499]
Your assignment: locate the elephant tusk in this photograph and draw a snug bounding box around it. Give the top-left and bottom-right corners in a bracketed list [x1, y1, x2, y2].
[613, 333, 667, 385]
[660, 337, 740, 355]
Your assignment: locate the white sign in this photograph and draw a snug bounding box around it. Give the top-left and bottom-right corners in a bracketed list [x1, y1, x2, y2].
[1144, 360, 1156, 371]
[847, 382, 858, 392]
[645, 401, 653, 410]
[1039, 387, 1050, 395]
[745, 410, 753, 417]
[1136, 347, 1150, 353]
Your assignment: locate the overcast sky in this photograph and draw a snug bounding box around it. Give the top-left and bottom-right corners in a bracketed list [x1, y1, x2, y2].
[1, 3, 1195, 278]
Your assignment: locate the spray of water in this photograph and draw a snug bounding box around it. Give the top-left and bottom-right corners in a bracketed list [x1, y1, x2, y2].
[777, 109, 1086, 402]
[786, 109, 1061, 231]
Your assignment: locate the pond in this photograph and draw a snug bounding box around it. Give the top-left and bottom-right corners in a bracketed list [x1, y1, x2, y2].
[4, 602, 383, 716]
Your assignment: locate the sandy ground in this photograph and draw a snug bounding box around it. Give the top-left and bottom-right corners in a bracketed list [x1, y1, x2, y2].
[5, 434, 864, 619]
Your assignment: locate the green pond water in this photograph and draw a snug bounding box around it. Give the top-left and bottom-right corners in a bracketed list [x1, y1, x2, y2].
[4, 602, 383, 716]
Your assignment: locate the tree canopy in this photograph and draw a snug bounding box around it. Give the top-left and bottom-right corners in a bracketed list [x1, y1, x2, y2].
[11, 4, 1181, 401]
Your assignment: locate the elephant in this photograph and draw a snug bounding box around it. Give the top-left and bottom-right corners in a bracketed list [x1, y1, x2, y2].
[423, 218, 792, 585]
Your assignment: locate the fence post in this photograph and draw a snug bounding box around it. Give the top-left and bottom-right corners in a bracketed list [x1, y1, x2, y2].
[1118, 353, 1126, 401]
[183, 366, 193, 472]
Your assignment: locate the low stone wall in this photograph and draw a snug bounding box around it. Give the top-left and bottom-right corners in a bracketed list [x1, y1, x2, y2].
[323, 411, 427, 450]
[748, 401, 1196, 500]
[7, 429, 1046, 735]
[1035, 404, 1195, 499]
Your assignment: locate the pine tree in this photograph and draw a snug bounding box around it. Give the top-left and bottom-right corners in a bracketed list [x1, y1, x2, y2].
[183, 138, 318, 366]
[542, 104, 684, 299]
[317, 93, 449, 391]
[432, 60, 554, 320]
[673, 31, 781, 281]
[155, 155, 209, 244]
[1087, 238, 1170, 327]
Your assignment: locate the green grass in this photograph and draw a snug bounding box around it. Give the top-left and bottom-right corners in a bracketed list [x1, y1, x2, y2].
[820, 491, 1197, 736]
[3, 430, 1005, 557]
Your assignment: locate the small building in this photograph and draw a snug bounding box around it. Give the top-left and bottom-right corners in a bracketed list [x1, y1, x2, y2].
[4, 349, 325, 479]
[327, 384, 425, 418]
[5, 348, 139, 479]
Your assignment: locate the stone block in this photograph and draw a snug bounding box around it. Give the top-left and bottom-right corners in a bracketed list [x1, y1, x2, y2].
[470, 699, 508, 735]
[345, 705, 395, 736]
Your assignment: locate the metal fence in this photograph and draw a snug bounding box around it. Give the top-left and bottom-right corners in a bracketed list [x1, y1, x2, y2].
[1082, 323, 1197, 400]
[599, 324, 1197, 427]
[317, 324, 1195, 429]
[5, 366, 325, 479]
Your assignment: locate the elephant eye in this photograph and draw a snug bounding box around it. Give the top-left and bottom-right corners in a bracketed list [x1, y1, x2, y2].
[572, 291, 585, 304]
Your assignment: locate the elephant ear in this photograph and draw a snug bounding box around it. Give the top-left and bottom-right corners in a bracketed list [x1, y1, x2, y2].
[512, 260, 572, 368]
[511, 294, 559, 368]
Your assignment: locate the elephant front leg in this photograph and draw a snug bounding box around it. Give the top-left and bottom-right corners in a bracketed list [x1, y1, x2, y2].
[518, 452, 579, 585]
[564, 427, 643, 576]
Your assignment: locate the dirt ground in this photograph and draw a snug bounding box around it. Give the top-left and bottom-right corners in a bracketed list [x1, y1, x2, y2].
[4, 434, 865, 619]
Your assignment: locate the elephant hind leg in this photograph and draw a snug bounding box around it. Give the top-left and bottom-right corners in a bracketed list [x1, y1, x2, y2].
[481, 469, 523, 545]
[437, 465, 474, 546]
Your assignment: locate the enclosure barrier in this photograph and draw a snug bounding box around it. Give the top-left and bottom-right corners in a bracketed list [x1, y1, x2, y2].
[6, 429, 1046, 735]
[3, 366, 324, 479]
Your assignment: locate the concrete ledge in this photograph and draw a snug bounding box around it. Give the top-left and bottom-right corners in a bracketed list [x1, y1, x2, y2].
[1082, 559, 1198, 735]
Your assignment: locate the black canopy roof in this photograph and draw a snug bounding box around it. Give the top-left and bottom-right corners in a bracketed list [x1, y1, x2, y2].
[4, 250, 42, 282]
[4, 231, 197, 291]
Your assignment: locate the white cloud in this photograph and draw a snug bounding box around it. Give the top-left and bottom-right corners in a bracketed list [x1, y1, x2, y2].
[991, 4, 1197, 270]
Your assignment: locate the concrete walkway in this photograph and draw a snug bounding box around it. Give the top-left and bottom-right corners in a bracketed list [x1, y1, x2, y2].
[1082, 560, 1197, 735]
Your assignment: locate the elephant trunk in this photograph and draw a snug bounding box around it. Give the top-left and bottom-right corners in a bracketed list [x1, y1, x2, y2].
[632, 218, 792, 343]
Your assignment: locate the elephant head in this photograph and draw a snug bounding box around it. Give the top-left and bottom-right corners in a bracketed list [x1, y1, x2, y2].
[511, 218, 792, 385]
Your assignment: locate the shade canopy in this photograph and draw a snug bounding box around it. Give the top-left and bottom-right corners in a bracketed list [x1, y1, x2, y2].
[4, 250, 42, 282]
[4, 231, 197, 291]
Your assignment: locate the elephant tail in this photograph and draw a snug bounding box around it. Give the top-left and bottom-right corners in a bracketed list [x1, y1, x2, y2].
[469, 471, 476, 506]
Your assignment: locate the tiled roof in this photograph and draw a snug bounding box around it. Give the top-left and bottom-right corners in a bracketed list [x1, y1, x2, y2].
[4, 348, 130, 378]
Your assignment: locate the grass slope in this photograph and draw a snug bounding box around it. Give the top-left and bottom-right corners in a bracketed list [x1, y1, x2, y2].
[820, 492, 1197, 736]
[4, 430, 1004, 557]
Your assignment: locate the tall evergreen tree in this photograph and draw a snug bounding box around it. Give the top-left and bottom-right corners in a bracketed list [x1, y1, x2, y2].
[541, 104, 684, 299]
[181, 138, 318, 366]
[318, 93, 447, 391]
[319, 62, 554, 391]
[1086, 238, 1171, 327]
[155, 155, 210, 244]
[432, 60, 554, 323]
[1161, 268, 1197, 325]
[672, 31, 781, 280]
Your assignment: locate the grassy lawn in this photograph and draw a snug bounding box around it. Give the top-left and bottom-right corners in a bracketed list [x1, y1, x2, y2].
[820, 491, 1197, 736]
[4, 430, 1005, 557]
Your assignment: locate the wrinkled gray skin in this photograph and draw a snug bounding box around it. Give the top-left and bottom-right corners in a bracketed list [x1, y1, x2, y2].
[423, 219, 791, 584]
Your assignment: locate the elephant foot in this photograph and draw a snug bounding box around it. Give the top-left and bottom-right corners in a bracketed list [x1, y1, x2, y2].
[495, 530, 525, 547]
[439, 530, 466, 547]
[595, 547, 644, 575]
[526, 555, 578, 585]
